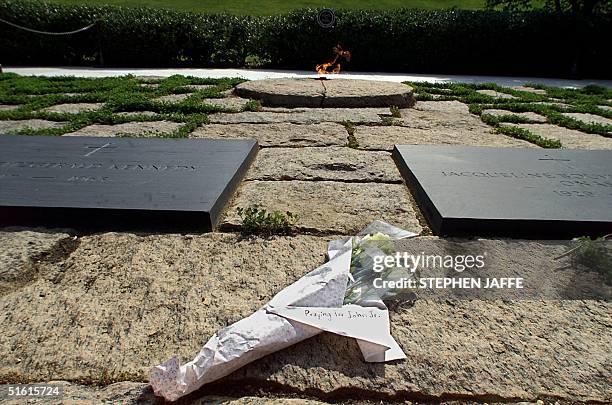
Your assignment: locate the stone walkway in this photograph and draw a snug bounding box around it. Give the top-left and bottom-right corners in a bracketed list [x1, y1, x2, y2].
[1, 78, 611, 404]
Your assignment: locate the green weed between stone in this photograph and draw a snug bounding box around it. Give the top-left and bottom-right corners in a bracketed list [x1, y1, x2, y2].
[0, 73, 244, 137]
[242, 99, 262, 112]
[236, 205, 298, 236]
[380, 116, 396, 126]
[389, 105, 401, 118]
[407, 81, 612, 147]
[342, 121, 356, 136]
[342, 121, 360, 148]
[347, 134, 359, 149]
[561, 235, 612, 285]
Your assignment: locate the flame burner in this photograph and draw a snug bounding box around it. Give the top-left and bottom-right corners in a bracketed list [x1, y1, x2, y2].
[234, 79, 416, 108]
[316, 44, 351, 75]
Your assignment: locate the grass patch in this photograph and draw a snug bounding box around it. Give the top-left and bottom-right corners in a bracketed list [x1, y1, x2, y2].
[496, 125, 561, 148]
[236, 205, 298, 236]
[414, 93, 435, 101]
[0, 73, 246, 137]
[547, 111, 612, 137]
[406, 80, 612, 147]
[480, 113, 534, 126]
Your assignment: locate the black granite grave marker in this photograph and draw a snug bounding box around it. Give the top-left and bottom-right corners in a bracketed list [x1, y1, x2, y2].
[393, 145, 612, 237]
[0, 135, 257, 231]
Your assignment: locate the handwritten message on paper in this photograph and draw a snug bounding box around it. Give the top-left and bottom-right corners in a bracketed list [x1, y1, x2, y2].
[302, 308, 384, 321]
[267, 304, 395, 349]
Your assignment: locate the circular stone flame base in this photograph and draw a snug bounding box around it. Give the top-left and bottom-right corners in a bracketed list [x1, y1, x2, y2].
[234, 78, 415, 108]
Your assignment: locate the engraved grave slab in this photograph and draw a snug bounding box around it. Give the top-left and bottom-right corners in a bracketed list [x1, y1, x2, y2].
[393, 145, 612, 237]
[0, 135, 257, 231]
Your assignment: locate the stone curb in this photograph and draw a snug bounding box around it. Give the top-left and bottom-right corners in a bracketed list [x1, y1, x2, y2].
[234, 79, 415, 108]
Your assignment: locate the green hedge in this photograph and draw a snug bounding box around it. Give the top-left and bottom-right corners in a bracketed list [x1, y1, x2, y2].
[1, 1, 610, 77]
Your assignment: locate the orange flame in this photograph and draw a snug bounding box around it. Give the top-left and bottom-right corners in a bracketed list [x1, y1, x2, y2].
[316, 44, 351, 74]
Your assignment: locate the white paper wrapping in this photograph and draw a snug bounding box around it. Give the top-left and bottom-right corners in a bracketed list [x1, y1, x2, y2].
[149, 221, 416, 401]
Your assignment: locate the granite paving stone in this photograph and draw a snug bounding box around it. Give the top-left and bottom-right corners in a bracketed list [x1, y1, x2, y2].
[191, 122, 348, 147]
[530, 101, 571, 109]
[476, 89, 518, 99]
[397, 106, 489, 129]
[0, 233, 608, 402]
[0, 105, 21, 111]
[227, 297, 610, 402]
[245, 147, 401, 182]
[223, 180, 423, 234]
[482, 109, 547, 123]
[203, 97, 250, 110]
[0, 382, 329, 405]
[155, 93, 193, 103]
[63, 121, 182, 137]
[0, 119, 67, 133]
[354, 125, 536, 151]
[209, 109, 387, 124]
[43, 103, 104, 114]
[0, 228, 72, 294]
[561, 112, 612, 127]
[413, 100, 470, 114]
[184, 84, 215, 91]
[501, 123, 612, 149]
[0, 232, 330, 383]
[510, 85, 547, 95]
[115, 110, 159, 118]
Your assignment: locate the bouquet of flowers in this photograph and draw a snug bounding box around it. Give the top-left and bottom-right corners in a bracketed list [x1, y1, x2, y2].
[149, 220, 417, 401]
